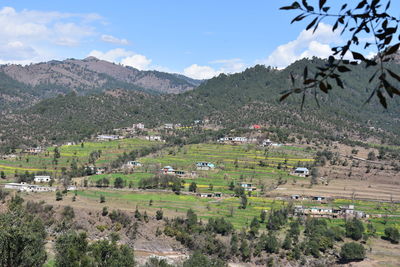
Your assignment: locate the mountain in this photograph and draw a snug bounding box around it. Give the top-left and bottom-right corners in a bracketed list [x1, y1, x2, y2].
[0, 57, 201, 111]
[1, 57, 399, 151]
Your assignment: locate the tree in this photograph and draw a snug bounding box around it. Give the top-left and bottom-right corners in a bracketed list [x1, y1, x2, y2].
[260, 209, 267, 223]
[189, 182, 197, 192]
[89, 239, 135, 267]
[282, 234, 292, 250]
[156, 209, 163, 220]
[346, 217, 365, 240]
[56, 191, 63, 201]
[280, 0, 400, 108]
[229, 181, 235, 191]
[186, 209, 198, 229]
[240, 194, 248, 209]
[368, 151, 377, 160]
[171, 180, 181, 195]
[114, 177, 124, 188]
[249, 216, 260, 236]
[134, 208, 142, 221]
[0, 171, 6, 179]
[55, 231, 90, 267]
[264, 232, 279, 253]
[100, 195, 106, 203]
[310, 167, 319, 185]
[340, 242, 366, 263]
[0, 209, 47, 267]
[183, 251, 227, 267]
[383, 226, 400, 243]
[102, 206, 109, 216]
[239, 239, 251, 261]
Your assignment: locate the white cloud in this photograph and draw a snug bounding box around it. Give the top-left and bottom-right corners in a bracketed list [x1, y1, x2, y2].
[183, 64, 220, 79]
[0, 41, 37, 60]
[262, 23, 342, 69]
[0, 6, 101, 63]
[88, 48, 152, 70]
[183, 58, 246, 79]
[121, 54, 151, 70]
[101, 34, 129, 45]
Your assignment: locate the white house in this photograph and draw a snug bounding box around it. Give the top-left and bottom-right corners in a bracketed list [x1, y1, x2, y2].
[97, 135, 121, 141]
[164, 123, 174, 129]
[133, 123, 145, 129]
[96, 167, 107, 174]
[24, 147, 43, 154]
[293, 167, 310, 177]
[146, 135, 163, 142]
[34, 175, 51, 183]
[5, 183, 54, 192]
[126, 161, 142, 167]
[161, 166, 175, 175]
[239, 182, 257, 191]
[196, 162, 215, 170]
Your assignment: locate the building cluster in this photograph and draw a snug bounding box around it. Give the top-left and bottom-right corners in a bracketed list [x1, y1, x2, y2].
[197, 192, 222, 198]
[23, 147, 43, 154]
[218, 137, 257, 144]
[159, 166, 197, 178]
[5, 182, 55, 192]
[294, 204, 369, 219]
[291, 167, 310, 177]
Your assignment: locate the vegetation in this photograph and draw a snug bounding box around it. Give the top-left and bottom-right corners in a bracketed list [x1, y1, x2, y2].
[340, 242, 366, 263]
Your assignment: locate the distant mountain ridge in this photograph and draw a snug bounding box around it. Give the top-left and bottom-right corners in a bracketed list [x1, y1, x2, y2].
[1, 57, 399, 151]
[0, 57, 201, 110]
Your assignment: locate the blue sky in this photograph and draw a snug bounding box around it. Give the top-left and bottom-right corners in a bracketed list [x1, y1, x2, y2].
[1, 0, 399, 79]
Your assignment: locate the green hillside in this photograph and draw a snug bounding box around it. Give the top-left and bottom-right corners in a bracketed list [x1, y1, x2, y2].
[1, 58, 399, 151]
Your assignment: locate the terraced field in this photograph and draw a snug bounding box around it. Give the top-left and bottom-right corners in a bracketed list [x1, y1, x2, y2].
[0, 138, 158, 175]
[87, 143, 315, 193]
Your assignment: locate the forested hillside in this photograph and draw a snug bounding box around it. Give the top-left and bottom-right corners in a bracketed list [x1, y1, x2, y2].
[0, 57, 201, 112]
[0, 57, 399, 151]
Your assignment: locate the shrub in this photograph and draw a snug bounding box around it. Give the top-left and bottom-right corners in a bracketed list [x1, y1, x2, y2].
[383, 227, 400, 244]
[340, 242, 365, 263]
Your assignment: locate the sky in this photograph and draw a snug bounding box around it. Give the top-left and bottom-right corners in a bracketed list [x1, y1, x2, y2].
[1, 0, 399, 79]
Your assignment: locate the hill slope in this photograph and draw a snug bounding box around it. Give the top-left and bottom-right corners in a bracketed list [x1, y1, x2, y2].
[1, 58, 399, 150]
[0, 57, 201, 111]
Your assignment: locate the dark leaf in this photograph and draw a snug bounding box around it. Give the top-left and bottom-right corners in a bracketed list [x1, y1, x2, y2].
[356, 0, 367, 9]
[340, 4, 347, 11]
[306, 17, 318, 31]
[363, 89, 376, 105]
[301, 91, 306, 110]
[291, 14, 307, 24]
[319, 82, 328, 93]
[333, 21, 339, 31]
[319, 0, 326, 10]
[335, 77, 344, 88]
[314, 89, 320, 108]
[303, 66, 308, 80]
[322, 7, 330, 12]
[352, 51, 365, 61]
[387, 69, 400, 83]
[368, 70, 378, 83]
[304, 79, 316, 85]
[280, 92, 292, 102]
[386, 0, 391, 11]
[382, 79, 394, 98]
[337, 65, 351, 72]
[385, 43, 400, 55]
[377, 90, 387, 108]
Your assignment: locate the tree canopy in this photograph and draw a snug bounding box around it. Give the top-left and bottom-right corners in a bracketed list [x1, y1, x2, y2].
[281, 0, 400, 108]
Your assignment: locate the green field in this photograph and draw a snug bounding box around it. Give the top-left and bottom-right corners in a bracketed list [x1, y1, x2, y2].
[0, 138, 158, 176]
[72, 189, 400, 233]
[87, 143, 314, 193]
